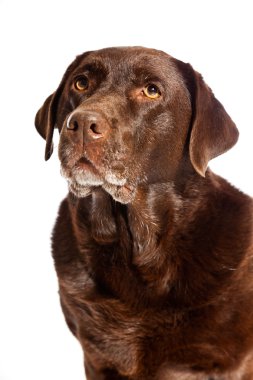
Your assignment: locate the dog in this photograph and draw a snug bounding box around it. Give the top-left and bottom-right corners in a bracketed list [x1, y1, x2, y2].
[35, 47, 253, 379]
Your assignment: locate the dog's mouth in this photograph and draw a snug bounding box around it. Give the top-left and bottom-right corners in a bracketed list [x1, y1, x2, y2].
[61, 155, 137, 204]
[76, 156, 101, 176]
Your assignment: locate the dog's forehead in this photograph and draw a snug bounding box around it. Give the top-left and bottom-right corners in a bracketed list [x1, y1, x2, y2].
[72, 47, 178, 79]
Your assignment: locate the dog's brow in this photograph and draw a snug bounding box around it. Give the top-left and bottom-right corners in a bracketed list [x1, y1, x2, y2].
[78, 61, 106, 74]
[133, 67, 163, 83]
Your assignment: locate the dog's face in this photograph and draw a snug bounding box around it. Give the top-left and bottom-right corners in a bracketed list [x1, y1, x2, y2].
[35, 47, 238, 203]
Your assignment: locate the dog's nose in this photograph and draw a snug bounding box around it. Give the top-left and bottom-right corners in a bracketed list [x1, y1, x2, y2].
[66, 111, 110, 142]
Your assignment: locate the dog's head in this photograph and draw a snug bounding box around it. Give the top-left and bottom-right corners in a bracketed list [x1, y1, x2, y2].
[35, 47, 238, 203]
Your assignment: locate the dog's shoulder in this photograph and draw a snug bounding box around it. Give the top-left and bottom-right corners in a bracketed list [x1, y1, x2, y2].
[207, 171, 252, 229]
[202, 171, 253, 265]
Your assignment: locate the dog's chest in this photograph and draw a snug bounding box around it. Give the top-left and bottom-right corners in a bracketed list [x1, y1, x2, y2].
[53, 202, 241, 377]
[58, 262, 243, 379]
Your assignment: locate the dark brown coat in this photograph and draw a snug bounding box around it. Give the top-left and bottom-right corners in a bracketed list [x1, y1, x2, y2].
[35, 47, 253, 379]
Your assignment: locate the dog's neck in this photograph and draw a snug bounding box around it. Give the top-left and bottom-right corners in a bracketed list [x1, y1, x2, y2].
[89, 181, 182, 247]
[71, 177, 200, 298]
[69, 171, 248, 307]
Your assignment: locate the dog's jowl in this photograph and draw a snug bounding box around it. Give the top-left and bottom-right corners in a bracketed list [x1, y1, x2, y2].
[35, 47, 253, 380]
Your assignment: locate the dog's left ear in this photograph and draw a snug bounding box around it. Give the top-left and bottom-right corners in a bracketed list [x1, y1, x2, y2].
[35, 90, 62, 161]
[174, 59, 239, 176]
[189, 70, 239, 176]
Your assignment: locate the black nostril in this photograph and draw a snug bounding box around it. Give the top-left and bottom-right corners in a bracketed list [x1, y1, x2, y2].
[90, 123, 102, 135]
[73, 121, 79, 130]
[67, 115, 79, 130]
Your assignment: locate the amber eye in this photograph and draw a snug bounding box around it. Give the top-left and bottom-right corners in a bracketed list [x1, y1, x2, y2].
[143, 84, 161, 99]
[74, 76, 89, 91]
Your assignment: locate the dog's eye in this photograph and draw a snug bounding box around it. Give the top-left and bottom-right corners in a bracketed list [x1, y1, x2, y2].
[74, 76, 89, 91]
[143, 84, 161, 99]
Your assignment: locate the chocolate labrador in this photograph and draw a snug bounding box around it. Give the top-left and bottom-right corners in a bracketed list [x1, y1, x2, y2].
[35, 47, 253, 379]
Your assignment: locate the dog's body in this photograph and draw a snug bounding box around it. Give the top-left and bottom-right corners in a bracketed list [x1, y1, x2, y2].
[35, 47, 253, 379]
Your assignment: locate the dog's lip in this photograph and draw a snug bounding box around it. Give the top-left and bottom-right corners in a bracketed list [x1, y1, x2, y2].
[72, 156, 136, 199]
[75, 156, 128, 184]
[120, 184, 134, 194]
[102, 181, 136, 204]
[75, 156, 100, 175]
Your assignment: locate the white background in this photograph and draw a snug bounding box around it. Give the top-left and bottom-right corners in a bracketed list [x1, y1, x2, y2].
[0, 1, 252, 379]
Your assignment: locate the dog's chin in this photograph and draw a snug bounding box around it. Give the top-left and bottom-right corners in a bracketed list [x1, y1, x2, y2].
[68, 180, 94, 198]
[61, 165, 136, 204]
[68, 179, 136, 204]
[101, 182, 136, 204]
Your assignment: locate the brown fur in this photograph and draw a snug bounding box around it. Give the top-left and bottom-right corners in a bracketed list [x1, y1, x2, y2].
[35, 47, 253, 379]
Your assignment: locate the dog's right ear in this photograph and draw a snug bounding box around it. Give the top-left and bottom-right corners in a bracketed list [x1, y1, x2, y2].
[35, 53, 91, 160]
[35, 90, 61, 161]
